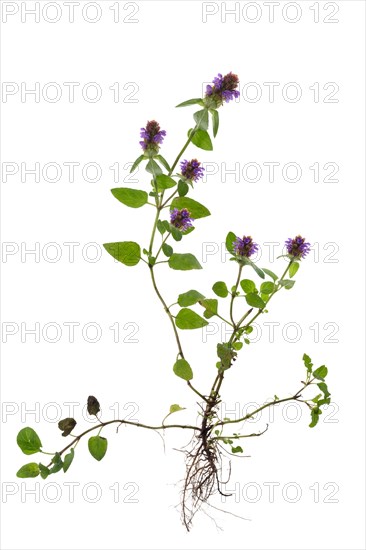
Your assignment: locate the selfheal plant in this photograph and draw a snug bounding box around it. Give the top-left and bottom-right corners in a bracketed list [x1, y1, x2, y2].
[16, 73, 332, 531]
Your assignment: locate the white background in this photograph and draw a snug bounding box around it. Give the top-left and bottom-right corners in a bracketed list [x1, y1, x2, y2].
[1, 1, 365, 549]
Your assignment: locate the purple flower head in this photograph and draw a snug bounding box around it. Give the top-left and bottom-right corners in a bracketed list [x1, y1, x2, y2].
[170, 208, 194, 232]
[233, 235, 258, 258]
[285, 236, 311, 259]
[139, 120, 166, 154]
[205, 72, 240, 106]
[180, 159, 205, 182]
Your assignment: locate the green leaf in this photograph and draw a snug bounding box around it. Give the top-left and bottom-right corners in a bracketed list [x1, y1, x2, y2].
[240, 279, 256, 294]
[156, 174, 177, 190]
[169, 404, 186, 414]
[318, 398, 331, 406]
[289, 261, 300, 278]
[178, 180, 189, 197]
[130, 154, 145, 173]
[63, 448, 75, 473]
[176, 98, 204, 108]
[168, 253, 202, 271]
[145, 159, 162, 177]
[111, 188, 148, 209]
[155, 154, 170, 172]
[88, 436, 108, 461]
[39, 463, 51, 480]
[103, 241, 141, 267]
[157, 220, 166, 235]
[279, 279, 295, 289]
[170, 197, 210, 219]
[231, 446, 243, 454]
[17, 427, 42, 455]
[182, 226, 195, 236]
[190, 128, 213, 151]
[303, 353, 313, 373]
[58, 417, 77, 437]
[175, 308, 208, 330]
[193, 109, 209, 131]
[317, 382, 331, 399]
[262, 268, 278, 281]
[309, 408, 321, 428]
[245, 293, 266, 309]
[49, 453, 63, 474]
[233, 342, 243, 350]
[313, 365, 328, 381]
[211, 109, 219, 137]
[173, 359, 193, 381]
[226, 231, 236, 255]
[17, 462, 40, 478]
[178, 289, 205, 307]
[217, 343, 237, 371]
[201, 298, 218, 319]
[212, 281, 228, 298]
[260, 281, 275, 294]
[162, 243, 173, 257]
[170, 226, 183, 241]
[244, 257, 265, 279]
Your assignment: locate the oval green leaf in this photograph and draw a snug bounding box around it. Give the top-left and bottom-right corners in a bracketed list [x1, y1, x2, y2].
[313, 365, 328, 381]
[50, 452, 63, 474]
[168, 253, 202, 271]
[245, 293, 266, 309]
[170, 197, 211, 219]
[289, 261, 300, 278]
[17, 427, 42, 455]
[173, 359, 193, 381]
[193, 109, 209, 131]
[190, 128, 213, 151]
[156, 174, 177, 189]
[17, 462, 40, 478]
[178, 180, 189, 197]
[103, 241, 141, 267]
[63, 448, 75, 473]
[212, 281, 228, 298]
[169, 404, 186, 414]
[178, 289, 205, 307]
[225, 231, 236, 255]
[175, 308, 209, 330]
[39, 463, 51, 479]
[240, 279, 256, 294]
[279, 279, 295, 289]
[111, 188, 148, 208]
[162, 243, 173, 257]
[145, 159, 162, 176]
[260, 281, 275, 294]
[88, 436, 108, 461]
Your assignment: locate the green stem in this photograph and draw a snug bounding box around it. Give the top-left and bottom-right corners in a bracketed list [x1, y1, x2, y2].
[155, 233, 171, 260]
[229, 265, 243, 328]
